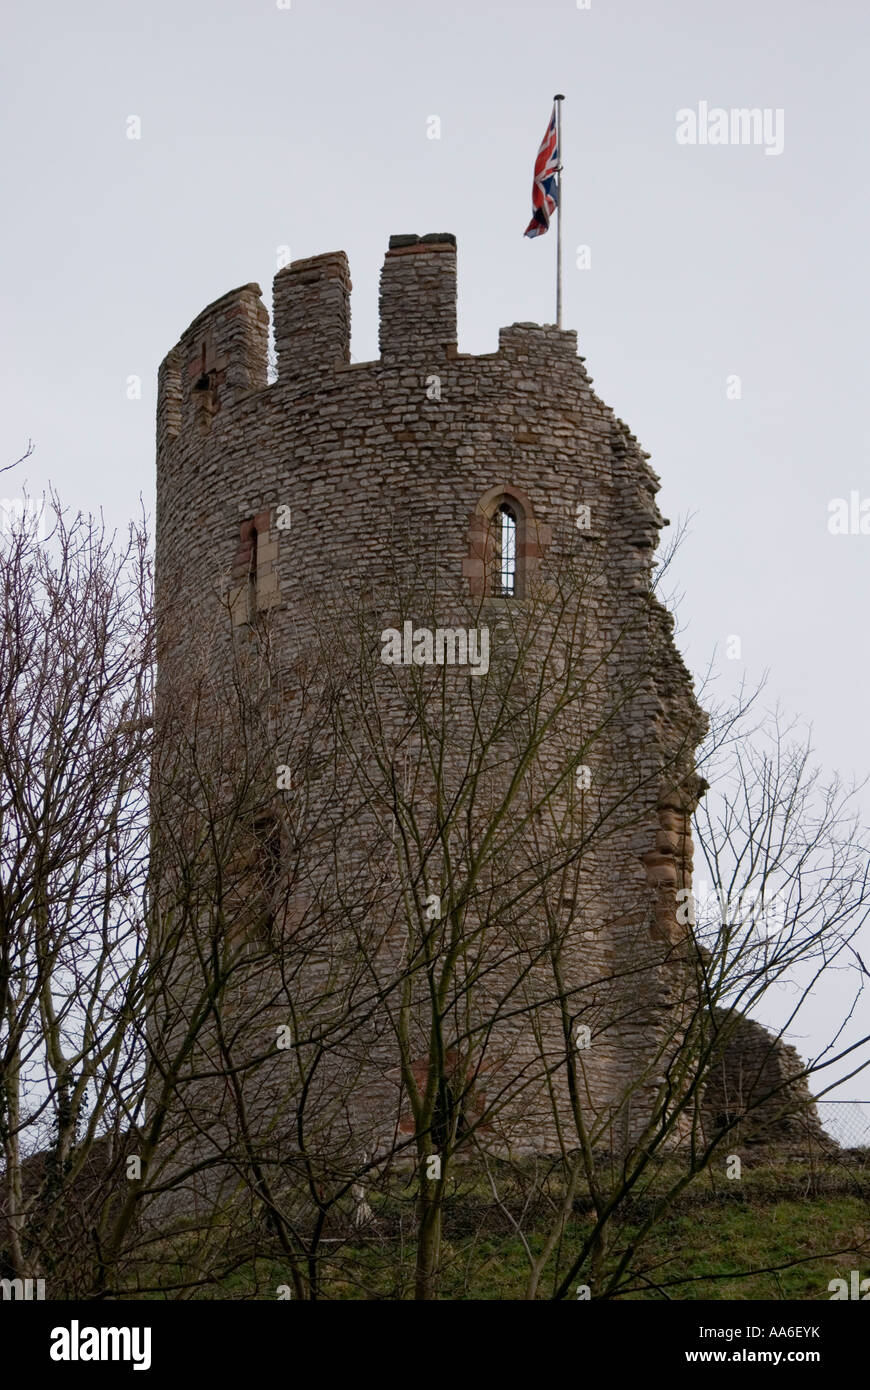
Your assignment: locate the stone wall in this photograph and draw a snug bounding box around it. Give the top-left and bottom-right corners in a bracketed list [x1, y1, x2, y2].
[702, 1009, 829, 1150]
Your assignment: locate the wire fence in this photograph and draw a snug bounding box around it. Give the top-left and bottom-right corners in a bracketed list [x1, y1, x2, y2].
[815, 1101, 870, 1151]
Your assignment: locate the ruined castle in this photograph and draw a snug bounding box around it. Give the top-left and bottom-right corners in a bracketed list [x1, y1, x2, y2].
[152, 233, 823, 1180]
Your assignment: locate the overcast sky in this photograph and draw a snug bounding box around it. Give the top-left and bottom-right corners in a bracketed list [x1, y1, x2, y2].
[2, 0, 868, 1110]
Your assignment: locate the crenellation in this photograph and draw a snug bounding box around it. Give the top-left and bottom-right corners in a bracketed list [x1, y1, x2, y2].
[158, 283, 269, 452]
[273, 250, 351, 395]
[378, 233, 458, 365]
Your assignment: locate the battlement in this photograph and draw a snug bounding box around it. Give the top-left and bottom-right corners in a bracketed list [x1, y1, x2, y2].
[273, 249, 352, 391]
[378, 233, 457, 365]
[158, 283, 269, 442]
[156, 233, 582, 448]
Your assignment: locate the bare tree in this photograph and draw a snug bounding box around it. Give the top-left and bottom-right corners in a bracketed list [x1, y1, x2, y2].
[0, 494, 152, 1293]
[478, 698, 870, 1300]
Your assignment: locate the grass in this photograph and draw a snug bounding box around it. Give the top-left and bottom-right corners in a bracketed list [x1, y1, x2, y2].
[121, 1153, 870, 1300]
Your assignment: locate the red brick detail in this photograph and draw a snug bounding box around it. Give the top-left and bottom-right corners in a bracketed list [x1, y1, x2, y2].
[396, 1049, 492, 1137]
[232, 519, 257, 577]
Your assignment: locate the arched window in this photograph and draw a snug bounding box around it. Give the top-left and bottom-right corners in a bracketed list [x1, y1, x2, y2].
[463, 484, 551, 601]
[495, 503, 518, 597]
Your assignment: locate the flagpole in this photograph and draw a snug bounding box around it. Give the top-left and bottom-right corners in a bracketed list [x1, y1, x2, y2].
[554, 93, 565, 329]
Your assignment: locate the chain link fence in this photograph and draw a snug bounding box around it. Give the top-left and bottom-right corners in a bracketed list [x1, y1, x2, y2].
[816, 1101, 870, 1151]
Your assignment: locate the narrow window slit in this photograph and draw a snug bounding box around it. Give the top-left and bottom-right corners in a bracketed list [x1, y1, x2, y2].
[497, 503, 517, 596]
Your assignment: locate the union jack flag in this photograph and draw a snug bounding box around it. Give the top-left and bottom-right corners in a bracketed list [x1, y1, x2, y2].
[524, 105, 559, 238]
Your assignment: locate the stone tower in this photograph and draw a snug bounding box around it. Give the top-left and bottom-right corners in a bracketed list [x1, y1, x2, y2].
[153, 233, 712, 1175]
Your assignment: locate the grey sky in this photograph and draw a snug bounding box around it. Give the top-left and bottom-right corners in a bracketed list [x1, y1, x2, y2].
[2, 0, 868, 1104]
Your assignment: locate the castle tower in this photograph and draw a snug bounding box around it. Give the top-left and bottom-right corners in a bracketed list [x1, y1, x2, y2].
[153, 234, 708, 1181]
